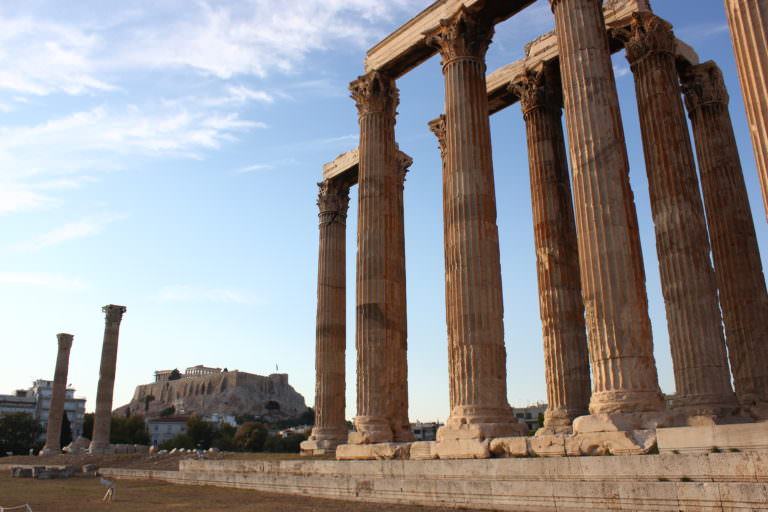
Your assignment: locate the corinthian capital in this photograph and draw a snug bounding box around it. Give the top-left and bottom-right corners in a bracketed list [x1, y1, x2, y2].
[615, 12, 675, 66]
[509, 64, 563, 116]
[349, 71, 398, 118]
[317, 179, 350, 222]
[102, 305, 127, 324]
[56, 333, 74, 350]
[424, 6, 493, 66]
[428, 115, 447, 160]
[680, 61, 730, 115]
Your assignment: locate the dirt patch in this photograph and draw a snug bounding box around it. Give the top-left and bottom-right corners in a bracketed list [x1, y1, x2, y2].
[0, 472, 488, 512]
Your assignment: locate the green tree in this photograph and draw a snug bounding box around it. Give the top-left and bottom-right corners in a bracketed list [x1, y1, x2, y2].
[60, 413, 73, 448]
[110, 415, 150, 445]
[186, 417, 214, 449]
[264, 432, 307, 453]
[159, 406, 175, 417]
[234, 422, 267, 452]
[168, 369, 182, 381]
[159, 433, 194, 450]
[143, 395, 155, 412]
[212, 423, 238, 451]
[82, 413, 94, 439]
[0, 413, 43, 456]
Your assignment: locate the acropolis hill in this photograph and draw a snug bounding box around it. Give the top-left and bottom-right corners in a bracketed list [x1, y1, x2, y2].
[114, 365, 307, 421]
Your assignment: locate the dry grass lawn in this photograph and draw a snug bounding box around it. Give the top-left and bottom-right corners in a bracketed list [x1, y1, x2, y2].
[0, 473, 487, 512]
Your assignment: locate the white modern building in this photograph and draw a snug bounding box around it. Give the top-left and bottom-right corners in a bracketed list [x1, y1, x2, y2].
[147, 416, 190, 447]
[0, 380, 87, 439]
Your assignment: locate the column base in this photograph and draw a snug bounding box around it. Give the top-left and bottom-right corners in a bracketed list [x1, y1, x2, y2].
[39, 447, 61, 456]
[300, 426, 348, 455]
[672, 392, 739, 419]
[435, 419, 528, 460]
[573, 411, 677, 434]
[349, 416, 392, 445]
[588, 389, 665, 415]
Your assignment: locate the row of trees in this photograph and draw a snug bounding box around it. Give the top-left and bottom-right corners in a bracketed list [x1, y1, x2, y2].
[159, 417, 307, 453]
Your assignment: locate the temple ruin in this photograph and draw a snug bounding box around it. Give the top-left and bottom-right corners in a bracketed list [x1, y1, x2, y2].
[303, 0, 768, 459]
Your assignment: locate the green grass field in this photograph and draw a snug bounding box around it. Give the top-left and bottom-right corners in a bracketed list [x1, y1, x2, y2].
[0, 472, 483, 512]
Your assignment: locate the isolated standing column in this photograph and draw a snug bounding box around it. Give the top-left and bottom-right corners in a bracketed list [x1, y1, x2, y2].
[349, 71, 410, 444]
[681, 62, 768, 418]
[622, 13, 736, 416]
[550, 0, 664, 427]
[303, 179, 350, 454]
[89, 305, 126, 454]
[510, 65, 591, 432]
[41, 333, 74, 455]
[426, 6, 524, 445]
[724, 0, 768, 223]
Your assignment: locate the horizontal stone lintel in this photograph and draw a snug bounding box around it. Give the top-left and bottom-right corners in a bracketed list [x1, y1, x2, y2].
[365, 0, 536, 77]
[322, 147, 412, 184]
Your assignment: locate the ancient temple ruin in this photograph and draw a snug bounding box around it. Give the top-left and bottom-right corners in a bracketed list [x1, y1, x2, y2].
[302, 0, 768, 459]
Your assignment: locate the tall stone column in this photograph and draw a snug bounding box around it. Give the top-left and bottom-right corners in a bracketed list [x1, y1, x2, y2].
[426, 7, 525, 457]
[549, 0, 665, 432]
[89, 304, 126, 454]
[348, 71, 410, 444]
[41, 333, 74, 455]
[620, 14, 736, 418]
[724, 0, 768, 223]
[681, 62, 768, 418]
[302, 179, 350, 455]
[391, 152, 414, 442]
[510, 65, 591, 433]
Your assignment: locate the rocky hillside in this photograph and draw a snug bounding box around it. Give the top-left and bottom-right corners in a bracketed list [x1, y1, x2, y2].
[114, 371, 307, 421]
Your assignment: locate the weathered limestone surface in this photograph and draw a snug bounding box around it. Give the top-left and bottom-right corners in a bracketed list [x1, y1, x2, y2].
[509, 65, 590, 433]
[621, 13, 736, 418]
[724, 0, 768, 222]
[657, 422, 768, 453]
[550, 0, 664, 428]
[424, 7, 525, 456]
[41, 333, 74, 456]
[90, 305, 126, 454]
[102, 453, 768, 512]
[681, 62, 768, 419]
[365, 0, 535, 77]
[302, 180, 350, 455]
[349, 71, 412, 444]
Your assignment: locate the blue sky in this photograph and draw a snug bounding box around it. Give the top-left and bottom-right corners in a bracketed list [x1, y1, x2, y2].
[2, 0, 765, 424]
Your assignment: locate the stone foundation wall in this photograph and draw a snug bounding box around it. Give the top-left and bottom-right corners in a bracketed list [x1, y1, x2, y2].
[100, 452, 768, 511]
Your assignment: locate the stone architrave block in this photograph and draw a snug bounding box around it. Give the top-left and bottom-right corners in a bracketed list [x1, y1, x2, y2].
[528, 435, 567, 457]
[567, 430, 657, 456]
[434, 439, 491, 460]
[489, 437, 529, 457]
[657, 422, 768, 454]
[336, 442, 411, 461]
[409, 441, 438, 460]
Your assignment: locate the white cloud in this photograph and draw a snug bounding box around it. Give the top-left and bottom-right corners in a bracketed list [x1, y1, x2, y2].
[157, 285, 260, 305]
[17, 215, 127, 250]
[0, 272, 87, 291]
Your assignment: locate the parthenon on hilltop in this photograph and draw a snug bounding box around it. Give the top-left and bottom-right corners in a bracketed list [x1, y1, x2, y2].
[302, 0, 768, 460]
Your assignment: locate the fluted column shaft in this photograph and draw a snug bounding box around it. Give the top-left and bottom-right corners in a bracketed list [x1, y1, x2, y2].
[511, 66, 591, 429]
[622, 14, 736, 415]
[308, 180, 350, 448]
[724, 0, 768, 223]
[550, 0, 664, 417]
[349, 71, 411, 443]
[41, 333, 74, 455]
[682, 62, 768, 416]
[425, 7, 521, 437]
[90, 305, 126, 454]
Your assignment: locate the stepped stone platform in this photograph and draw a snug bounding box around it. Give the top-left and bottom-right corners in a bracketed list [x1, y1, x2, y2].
[101, 451, 768, 511]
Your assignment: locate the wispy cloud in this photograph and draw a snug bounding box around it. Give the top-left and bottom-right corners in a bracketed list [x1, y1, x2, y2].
[613, 64, 631, 78]
[233, 158, 297, 174]
[157, 285, 260, 305]
[17, 215, 127, 250]
[0, 272, 87, 291]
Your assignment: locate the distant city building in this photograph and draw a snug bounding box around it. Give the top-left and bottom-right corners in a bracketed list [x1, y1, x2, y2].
[411, 422, 441, 441]
[147, 416, 190, 447]
[204, 413, 237, 427]
[0, 380, 86, 439]
[512, 403, 547, 432]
